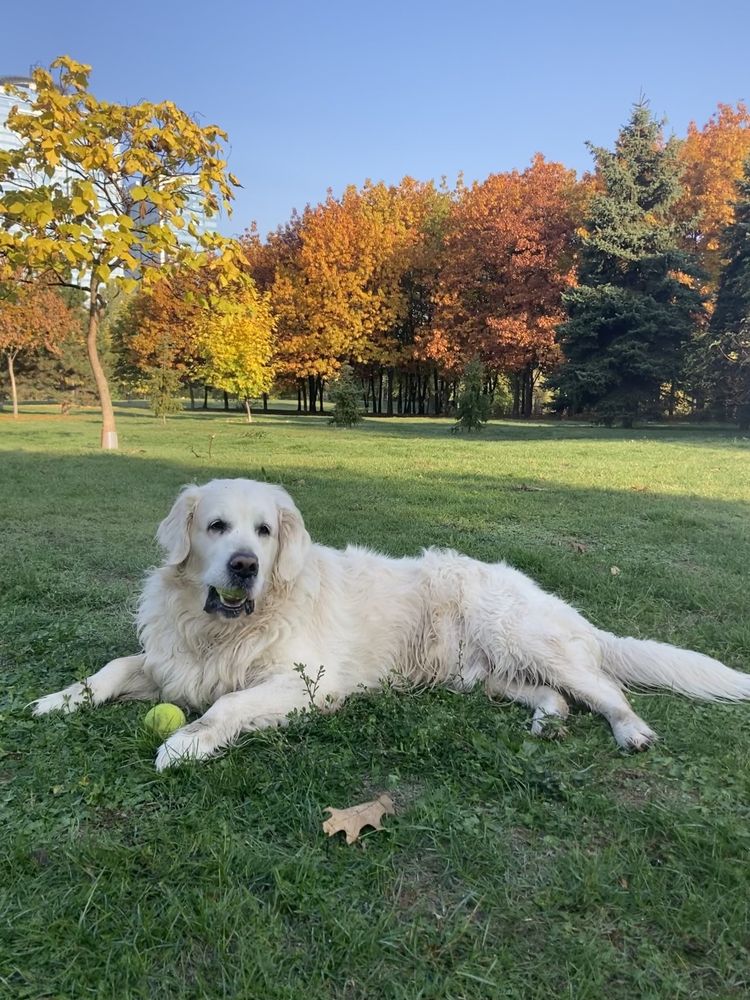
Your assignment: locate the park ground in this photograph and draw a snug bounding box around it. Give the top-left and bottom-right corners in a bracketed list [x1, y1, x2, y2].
[1, 405, 749, 999]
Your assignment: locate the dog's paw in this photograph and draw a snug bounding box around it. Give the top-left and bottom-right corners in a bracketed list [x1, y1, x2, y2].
[31, 685, 87, 716]
[530, 706, 569, 740]
[155, 723, 219, 772]
[530, 713, 569, 740]
[613, 717, 657, 752]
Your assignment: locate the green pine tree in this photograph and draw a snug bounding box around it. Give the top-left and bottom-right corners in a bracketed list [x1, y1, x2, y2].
[553, 102, 703, 426]
[328, 364, 362, 427]
[147, 365, 183, 422]
[453, 358, 491, 432]
[709, 158, 750, 429]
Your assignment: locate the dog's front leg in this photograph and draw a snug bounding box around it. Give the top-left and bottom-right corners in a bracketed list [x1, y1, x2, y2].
[154, 670, 339, 771]
[32, 654, 156, 716]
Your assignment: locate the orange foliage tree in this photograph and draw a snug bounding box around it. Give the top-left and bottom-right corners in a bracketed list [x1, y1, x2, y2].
[676, 103, 750, 284]
[0, 277, 76, 416]
[115, 268, 209, 404]
[247, 179, 451, 414]
[430, 155, 582, 416]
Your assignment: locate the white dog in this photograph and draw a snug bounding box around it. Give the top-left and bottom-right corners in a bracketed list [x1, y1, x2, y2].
[33, 478, 750, 770]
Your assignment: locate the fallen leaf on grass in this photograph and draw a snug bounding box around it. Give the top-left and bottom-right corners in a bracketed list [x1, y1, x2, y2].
[610, 566, 621, 576]
[322, 793, 395, 844]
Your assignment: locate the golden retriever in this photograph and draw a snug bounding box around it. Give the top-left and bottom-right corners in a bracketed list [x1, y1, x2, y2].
[33, 478, 750, 769]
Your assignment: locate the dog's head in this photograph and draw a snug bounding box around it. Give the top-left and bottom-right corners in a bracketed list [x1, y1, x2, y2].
[156, 479, 311, 618]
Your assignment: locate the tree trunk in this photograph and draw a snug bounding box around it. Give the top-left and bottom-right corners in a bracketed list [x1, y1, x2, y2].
[223, 391, 229, 411]
[386, 368, 394, 416]
[203, 385, 209, 409]
[244, 398, 253, 423]
[317, 375, 324, 413]
[7, 353, 19, 418]
[262, 392, 268, 413]
[87, 290, 118, 450]
[308, 374, 317, 414]
[523, 364, 533, 418]
[417, 372, 428, 415]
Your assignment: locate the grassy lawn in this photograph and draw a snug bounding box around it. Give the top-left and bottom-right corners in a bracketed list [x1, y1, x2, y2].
[2, 404, 749, 999]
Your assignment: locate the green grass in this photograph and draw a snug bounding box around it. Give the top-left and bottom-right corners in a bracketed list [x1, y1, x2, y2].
[2, 404, 750, 999]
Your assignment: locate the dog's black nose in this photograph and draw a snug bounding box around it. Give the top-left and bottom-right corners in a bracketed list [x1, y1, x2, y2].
[228, 552, 259, 578]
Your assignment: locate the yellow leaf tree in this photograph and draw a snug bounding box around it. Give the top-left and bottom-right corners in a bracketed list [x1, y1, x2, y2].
[198, 281, 276, 422]
[0, 56, 246, 448]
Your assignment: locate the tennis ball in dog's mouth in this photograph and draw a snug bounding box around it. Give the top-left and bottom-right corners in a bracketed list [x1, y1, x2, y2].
[143, 703, 186, 738]
[217, 587, 247, 603]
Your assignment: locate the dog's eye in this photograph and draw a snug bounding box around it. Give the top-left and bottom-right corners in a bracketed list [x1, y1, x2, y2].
[257, 523, 271, 537]
[208, 519, 229, 534]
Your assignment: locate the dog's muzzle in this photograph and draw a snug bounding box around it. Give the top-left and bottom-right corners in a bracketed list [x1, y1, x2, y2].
[204, 586, 255, 618]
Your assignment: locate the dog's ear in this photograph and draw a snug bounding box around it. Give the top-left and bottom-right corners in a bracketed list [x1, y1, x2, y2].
[156, 484, 201, 566]
[274, 491, 311, 584]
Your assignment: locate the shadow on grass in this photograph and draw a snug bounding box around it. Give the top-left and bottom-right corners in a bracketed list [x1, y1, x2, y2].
[2, 442, 748, 659]
[5, 404, 749, 447]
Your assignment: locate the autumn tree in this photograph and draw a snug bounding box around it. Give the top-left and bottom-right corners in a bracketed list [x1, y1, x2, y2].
[113, 268, 209, 404]
[431, 156, 581, 416]
[0, 56, 246, 449]
[553, 103, 704, 426]
[254, 179, 450, 415]
[676, 103, 750, 284]
[706, 159, 750, 428]
[252, 213, 332, 412]
[198, 280, 276, 422]
[370, 178, 453, 415]
[267, 186, 388, 413]
[0, 274, 76, 416]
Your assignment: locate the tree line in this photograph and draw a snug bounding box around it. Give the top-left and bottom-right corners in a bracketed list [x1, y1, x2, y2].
[2, 58, 750, 440]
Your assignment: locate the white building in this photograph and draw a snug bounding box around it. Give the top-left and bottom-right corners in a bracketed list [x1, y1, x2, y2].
[0, 75, 34, 153]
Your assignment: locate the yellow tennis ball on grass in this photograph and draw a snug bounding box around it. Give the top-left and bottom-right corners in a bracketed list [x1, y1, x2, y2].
[143, 703, 186, 738]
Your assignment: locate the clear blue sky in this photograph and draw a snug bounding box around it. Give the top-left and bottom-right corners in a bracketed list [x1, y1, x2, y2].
[2, 0, 748, 238]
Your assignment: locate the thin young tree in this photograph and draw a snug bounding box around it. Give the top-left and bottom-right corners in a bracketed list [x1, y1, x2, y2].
[0, 56, 246, 448]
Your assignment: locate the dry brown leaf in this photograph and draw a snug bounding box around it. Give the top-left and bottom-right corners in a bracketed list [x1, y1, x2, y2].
[610, 565, 621, 576]
[322, 793, 395, 845]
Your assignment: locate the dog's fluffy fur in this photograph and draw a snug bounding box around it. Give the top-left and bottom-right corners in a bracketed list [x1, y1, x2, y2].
[33, 478, 750, 770]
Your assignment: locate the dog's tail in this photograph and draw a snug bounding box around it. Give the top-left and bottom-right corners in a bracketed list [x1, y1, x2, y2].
[595, 629, 750, 701]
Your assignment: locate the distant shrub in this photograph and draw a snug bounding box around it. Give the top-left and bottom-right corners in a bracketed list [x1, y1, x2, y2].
[147, 366, 183, 422]
[329, 365, 363, 427]
[453, 359, 491, 432]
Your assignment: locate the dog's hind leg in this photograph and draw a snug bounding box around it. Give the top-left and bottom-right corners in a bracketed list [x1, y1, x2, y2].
[32, 654, 155, 715]
[536, 636, 656, 750]
[487, 677, 570, 737]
